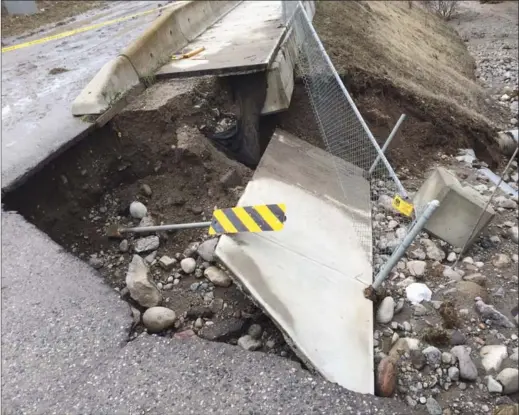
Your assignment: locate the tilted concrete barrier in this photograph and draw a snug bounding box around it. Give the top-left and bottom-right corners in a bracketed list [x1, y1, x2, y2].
[261, 0, 315, 114]
[72, 1, 240, 116]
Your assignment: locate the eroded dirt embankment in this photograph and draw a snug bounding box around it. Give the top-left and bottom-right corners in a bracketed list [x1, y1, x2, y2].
[279, 1, 505, 177]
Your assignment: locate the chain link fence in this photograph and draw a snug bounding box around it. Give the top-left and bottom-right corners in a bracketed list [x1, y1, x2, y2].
[282, 2, 420, 272]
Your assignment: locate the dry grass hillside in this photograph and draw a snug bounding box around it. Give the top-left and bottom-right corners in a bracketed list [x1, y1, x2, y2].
[280, 0, 504, 173]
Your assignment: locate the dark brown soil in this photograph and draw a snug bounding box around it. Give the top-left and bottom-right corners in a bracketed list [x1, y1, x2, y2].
[2, 77, 246, 285]
[2, 1, 105, 39]
[279, 73, 502, 179]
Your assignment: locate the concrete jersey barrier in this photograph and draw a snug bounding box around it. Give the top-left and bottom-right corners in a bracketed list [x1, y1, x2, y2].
[72, 1, 240, 116]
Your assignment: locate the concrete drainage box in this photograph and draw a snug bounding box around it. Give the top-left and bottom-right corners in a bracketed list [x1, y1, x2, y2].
[413, 167, 495, 249]
[215, 129, 374, 394]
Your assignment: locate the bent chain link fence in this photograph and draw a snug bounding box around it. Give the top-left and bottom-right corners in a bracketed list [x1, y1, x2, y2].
[283, 2, 419, 273]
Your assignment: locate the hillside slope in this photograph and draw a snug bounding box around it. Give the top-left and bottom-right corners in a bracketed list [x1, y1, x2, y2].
[279, 0, 505, 173]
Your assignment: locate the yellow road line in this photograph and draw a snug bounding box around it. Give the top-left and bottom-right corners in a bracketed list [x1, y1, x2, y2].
[1, 3, 178, 53]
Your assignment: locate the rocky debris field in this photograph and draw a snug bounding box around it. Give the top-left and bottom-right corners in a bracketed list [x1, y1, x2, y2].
[452, 0, 519, 129]
[372, 148, 519, 414]
[84, 182, 294, 358]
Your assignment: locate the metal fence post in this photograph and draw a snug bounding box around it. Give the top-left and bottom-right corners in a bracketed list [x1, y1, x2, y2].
[369, 114, 406, 175]
[371, 200, 440, 291]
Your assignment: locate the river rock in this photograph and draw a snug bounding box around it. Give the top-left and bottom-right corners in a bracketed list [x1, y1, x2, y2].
[139, 215, 155, 228]
[508, 226, 519, 244]
[475, 300, 515, 328]
[142, 307, 176, 333]
[197, 238, 218, 262]
[442, 352, 453, 365]
[407, 260, 426, 277]
[375, 356, 397, 397]
[495, 196, 517, 209]
[119, 239, 129, 253]
[204, 266, 232, 287]
[443, 267, 462, 281]
[198, 318, 245, 342]
[158, 256, 176, 270]
[125, 255, 162, 308]
[447, 252, 457, 262]
[422, 239, 445, 262]
[450, 345, 478, 381]
[183, 242, 200, 258]
[450, 330, 466, 346]
[238, 334, 262, 351]
[129, 201, 147, 219]
[376, 297, 395, 324]
[493, 254, 511, 268]
[448, 366, 460, 382]
[89, 256, 104, 269]
[180, 257, 196, 274]
[425, 397, 442, 415]
[389, 337, 421, 359]
[480, 345, 508, 373]
[487, 375, 504, 394]
[423, 346, 442, 367]
[134, 236, 160, 254]
[497, 368, 519, 394]
[248, 324, 263, 339]
[140, 184, 152, 197]
[145, 251, 157, 264]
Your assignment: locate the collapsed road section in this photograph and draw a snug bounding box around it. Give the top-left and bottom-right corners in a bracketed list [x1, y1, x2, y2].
[3, 0, 378, 397]
[3, 59, 379, 396]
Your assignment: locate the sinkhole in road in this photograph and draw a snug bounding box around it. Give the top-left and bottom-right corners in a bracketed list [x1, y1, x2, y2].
[2, 73, 303, 362]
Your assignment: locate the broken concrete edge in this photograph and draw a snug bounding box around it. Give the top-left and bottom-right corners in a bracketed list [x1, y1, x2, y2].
[71, 0, 242, 116]
[262, 27, 296, 114]
[1, 123, 96, 194]
[413, 167, 496, 249]
[71, 55, 141, 116]
[261, 1, 315, 115]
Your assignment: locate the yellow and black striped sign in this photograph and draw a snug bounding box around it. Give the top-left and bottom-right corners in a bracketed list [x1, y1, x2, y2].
[208, 204, 287, 236]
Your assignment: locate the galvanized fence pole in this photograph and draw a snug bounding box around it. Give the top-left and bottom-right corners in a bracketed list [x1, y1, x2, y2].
[368, 114, 406, 175]
[371, 200, 440, 291]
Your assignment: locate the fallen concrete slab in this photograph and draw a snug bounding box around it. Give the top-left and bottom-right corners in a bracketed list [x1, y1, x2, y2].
[413, 167, 496, 249]
[156, 1, 316, 115]
[156, 1, 284, 79]
[216, 130, 374, 394]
